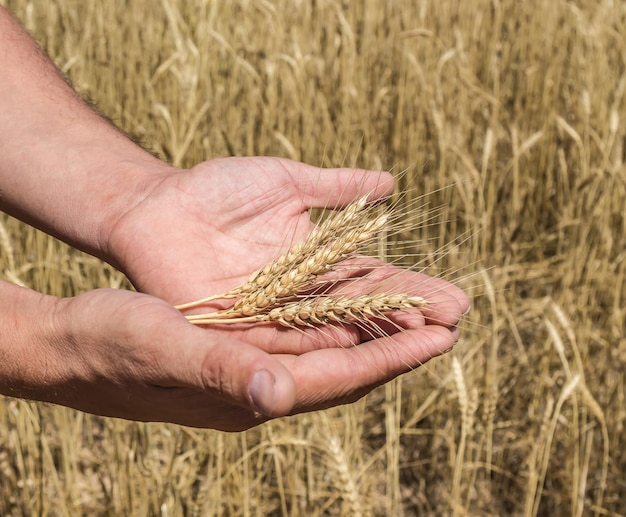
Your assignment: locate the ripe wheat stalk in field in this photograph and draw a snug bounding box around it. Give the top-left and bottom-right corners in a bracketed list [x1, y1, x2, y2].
[176, 195, 431, 330]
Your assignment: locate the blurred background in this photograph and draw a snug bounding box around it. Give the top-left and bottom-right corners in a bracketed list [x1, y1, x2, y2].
[0, 1, 624, 515]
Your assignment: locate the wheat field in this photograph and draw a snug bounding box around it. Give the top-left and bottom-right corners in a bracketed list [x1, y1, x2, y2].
[0, 0, 625, 515]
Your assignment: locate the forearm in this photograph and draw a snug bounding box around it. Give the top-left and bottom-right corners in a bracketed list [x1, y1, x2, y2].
[0, 7, 171, 263]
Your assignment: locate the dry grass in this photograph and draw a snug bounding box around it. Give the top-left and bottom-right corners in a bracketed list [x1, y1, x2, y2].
[1, 0, 625, 515]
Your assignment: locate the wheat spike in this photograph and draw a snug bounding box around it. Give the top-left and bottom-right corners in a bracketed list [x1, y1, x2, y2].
[177, 194, 430, 330]
[326, 434, 363, 517]
[185, 293, 428, 327]
[243, 195, 370, 290]
[233, 211, 389, 315]
[175, 195, 375, 311]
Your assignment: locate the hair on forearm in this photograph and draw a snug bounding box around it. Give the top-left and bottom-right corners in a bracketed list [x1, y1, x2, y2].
[2, 5, 160, 159]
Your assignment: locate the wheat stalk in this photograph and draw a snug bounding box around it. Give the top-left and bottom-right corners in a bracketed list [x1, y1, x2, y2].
[185, 293, 428, 327]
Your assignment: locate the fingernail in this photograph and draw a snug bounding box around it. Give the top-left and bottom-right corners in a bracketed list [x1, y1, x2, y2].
[248, 369, 276, 417]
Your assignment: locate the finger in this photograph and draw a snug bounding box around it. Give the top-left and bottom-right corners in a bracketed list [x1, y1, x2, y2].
[346, 265, 471, 327]
[411, 276, 470, 327]
[214, 318, 363, 354]
[189, 335, 297, 418]
[291, 162, 395, 209]
[278, 324, 456, 411]
[316, 260, 470, 329]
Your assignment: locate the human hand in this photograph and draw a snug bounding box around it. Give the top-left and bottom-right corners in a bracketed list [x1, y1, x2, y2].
[2, 157, 468, 429]
[12, 286, 462, 431]
[93, 157, 468, 426]
[106, 157, 469, 353]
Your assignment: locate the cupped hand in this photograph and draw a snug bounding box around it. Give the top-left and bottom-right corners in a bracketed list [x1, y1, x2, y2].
[42, 287, 460, 430]
[95, 157, 469, 427]
[109, 157, 395, 303]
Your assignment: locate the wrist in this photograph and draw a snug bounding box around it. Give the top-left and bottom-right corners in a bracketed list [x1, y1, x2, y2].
[0, 281, 64, 401]
[86, 155, 177, 269]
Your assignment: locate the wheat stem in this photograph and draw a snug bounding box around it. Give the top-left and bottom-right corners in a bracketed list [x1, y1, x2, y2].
[175, 293, 227, 310]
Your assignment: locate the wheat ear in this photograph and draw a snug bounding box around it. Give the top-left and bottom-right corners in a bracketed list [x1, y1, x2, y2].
[231, 211, 388, 316]
[177, 195, 431, 329]
[175, 195, 386, 313]
[175, 196, 372, 310]
[185, 293, 428, 327]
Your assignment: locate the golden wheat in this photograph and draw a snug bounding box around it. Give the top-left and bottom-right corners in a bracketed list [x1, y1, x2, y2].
[176, 195, 429, 329]
[186, 293, 429, 328]
[175, 195, 387, 313]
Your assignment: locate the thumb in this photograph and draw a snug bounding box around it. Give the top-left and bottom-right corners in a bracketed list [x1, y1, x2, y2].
[179, 326, 297, 417]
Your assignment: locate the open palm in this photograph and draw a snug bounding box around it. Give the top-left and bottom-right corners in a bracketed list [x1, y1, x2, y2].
[112, 157, 392, 300]
[110, 156, 467, 341]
